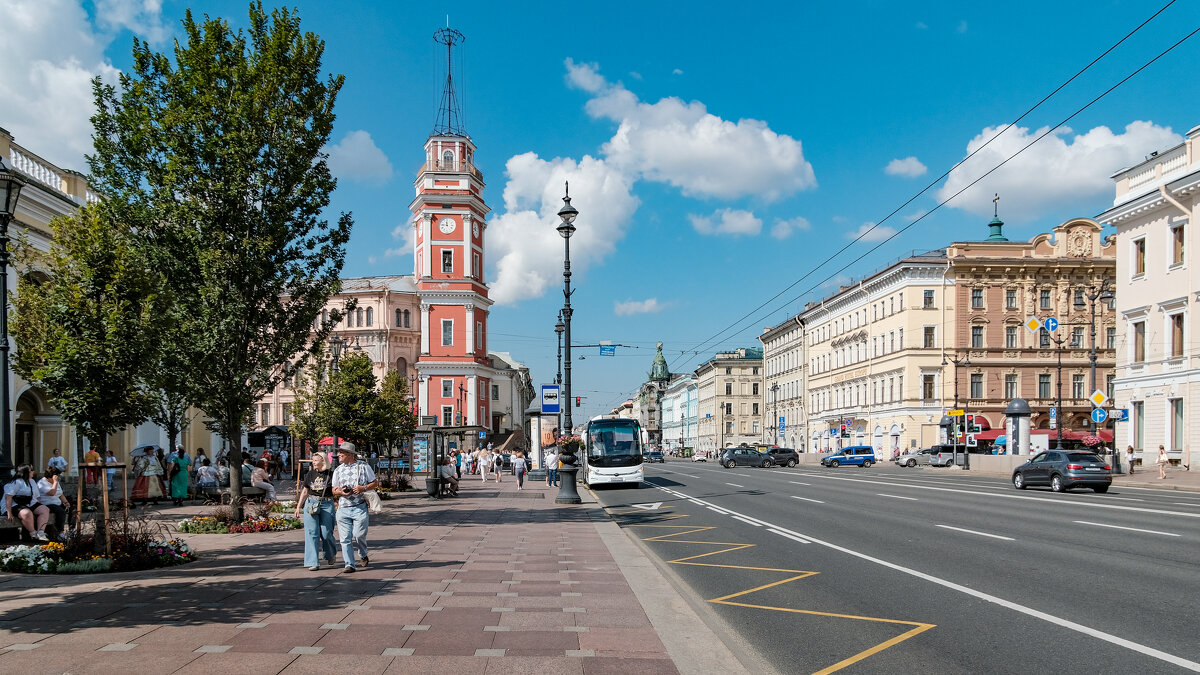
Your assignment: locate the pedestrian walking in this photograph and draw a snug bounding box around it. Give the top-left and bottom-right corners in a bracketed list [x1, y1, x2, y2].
[453, 449, 462, 480]
[545, 448, 559, 487]
[512, 451, 528, 491]
[1157, 444, 1168, 479]
[294, 452, 337, 571]
[168, 447, 191, 506]
[332, 442, 379, 573]
[479, 450, 493, 482]
[47, 448, 68, 475]
[492, 452, 503, 483]
[1125, 445, 1135, 474]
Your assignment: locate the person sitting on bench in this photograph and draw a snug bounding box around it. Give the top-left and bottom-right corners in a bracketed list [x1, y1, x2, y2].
[437, 457, 459, 496]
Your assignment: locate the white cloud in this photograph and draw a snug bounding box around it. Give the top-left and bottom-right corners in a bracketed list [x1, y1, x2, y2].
[94, 0, 170, 44]
[565, 59, 816, 201]
[885, 156, 927, 177]
[822, 273, 853, 290]
[848, 222, 897, 242]
[0, 0, 123, 170]
[487, 153, 640, 305]
[384, 222, 413, 258]
[937, 122, 1182, 221]
[689, 208, 762, 236]
[629, 71, 642, 81]
[672, 68, 683, 75]
[614, 298, 665, 316]
[326, 130, 393, 185]
[771, 216, 811, 240]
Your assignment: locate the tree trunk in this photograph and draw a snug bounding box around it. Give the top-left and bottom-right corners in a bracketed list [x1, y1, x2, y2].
[226, 429, 244, 522]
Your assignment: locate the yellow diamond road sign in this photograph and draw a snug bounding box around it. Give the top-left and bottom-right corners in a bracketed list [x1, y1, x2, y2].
[1025, 317, 1043, 333]
[1089, 390, 1110, 408]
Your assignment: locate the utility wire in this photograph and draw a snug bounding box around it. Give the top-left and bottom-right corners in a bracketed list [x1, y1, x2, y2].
[675, 1, 1183, 369]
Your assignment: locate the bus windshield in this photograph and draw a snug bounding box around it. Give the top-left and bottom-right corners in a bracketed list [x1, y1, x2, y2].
[587, 423, 643, 468]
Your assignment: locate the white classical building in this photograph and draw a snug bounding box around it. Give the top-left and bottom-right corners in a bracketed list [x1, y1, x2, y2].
[660, 374, 697, 452]
[758, 316, 807, 451]
[694, 347, 764, 454]
[1098, 123, 1200, 468]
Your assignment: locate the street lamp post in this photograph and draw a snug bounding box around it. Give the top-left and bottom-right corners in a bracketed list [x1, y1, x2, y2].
[942, 351, 970, 468]
[0, 158, 25, 478]
[1049, 332, 1067, 451]
[770, 382, 779, 445]
[555, 313, 565, 385]
[554, 183, 581, 505]
[1076, 280, 1114, 438]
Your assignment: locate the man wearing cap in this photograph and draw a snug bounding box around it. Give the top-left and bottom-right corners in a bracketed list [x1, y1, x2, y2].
[332, 441, 379, 573]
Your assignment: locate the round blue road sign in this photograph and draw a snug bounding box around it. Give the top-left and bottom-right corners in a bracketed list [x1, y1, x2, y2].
[1090, 408, 1108, 424]
[1045, 317, 1059, 332]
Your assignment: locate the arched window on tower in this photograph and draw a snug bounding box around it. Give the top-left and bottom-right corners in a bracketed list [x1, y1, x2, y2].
[355, 307, 363, 327]
[396, 308, 403, 327]
[442, 149, 454, 169]
[404, 309, 411, 328]
[365, 307, 373, 326]
[396, 357, 408, 377]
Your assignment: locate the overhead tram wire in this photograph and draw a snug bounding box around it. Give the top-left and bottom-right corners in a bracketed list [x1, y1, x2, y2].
[704, 21, 1200, 353]
[674, 0, 1184, 369]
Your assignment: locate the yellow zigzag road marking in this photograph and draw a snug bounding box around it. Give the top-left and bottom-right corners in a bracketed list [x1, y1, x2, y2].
[627, 523, 936, 675]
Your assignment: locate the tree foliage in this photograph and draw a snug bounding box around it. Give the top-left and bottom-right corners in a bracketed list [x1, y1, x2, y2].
[10, 204, 165, 453]
[88, 2, 352, 518]
[379, 370, 417, 451]
[317, 352, 387, 447]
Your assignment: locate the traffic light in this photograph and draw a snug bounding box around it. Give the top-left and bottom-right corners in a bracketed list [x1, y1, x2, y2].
[967, 414, 981, 434]
[575, 396, 581, 407]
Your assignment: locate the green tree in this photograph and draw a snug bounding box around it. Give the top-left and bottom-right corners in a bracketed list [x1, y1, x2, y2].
[379, 370, 417, 454]
[10, 204, 164, 470]
[88, 3, 352, 519]
[318, 352, 387, 448]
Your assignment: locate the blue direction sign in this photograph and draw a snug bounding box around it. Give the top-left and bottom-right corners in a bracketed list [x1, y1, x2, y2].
[778, 416, 785, 433]
[1114, 409, 1129, 422]
[599, 345, 616, 357]
[1045, 317, 1059, 332]
[1090, 408, 1109, 424]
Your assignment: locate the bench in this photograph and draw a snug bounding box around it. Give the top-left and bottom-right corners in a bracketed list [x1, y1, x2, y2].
[217, 486, 269, 504]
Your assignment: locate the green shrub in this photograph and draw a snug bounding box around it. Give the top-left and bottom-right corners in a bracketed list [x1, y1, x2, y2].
[56, 557, 113, 574]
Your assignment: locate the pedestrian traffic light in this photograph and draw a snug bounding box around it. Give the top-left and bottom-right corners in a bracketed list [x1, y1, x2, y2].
[575, 396, 581, 407]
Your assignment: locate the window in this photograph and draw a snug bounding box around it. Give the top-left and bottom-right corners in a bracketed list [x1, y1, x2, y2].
[725, 367, 732, 375]
[442, 379, 453, 397]
[442, 249, 453, 273]
[1106, 327, 1115, 349]
[1170, 313, 1184, 358]
[752, 403, 759, 415]
[1132, 401, 1144, 450]
[923, 290, 935, 308]
[475, 321, 484, 351]
[922, 374, 935, 401]
[1073, 289, 1085, 309]
[1005, 289, 1017, 310]
[971, 288, 983, 308]
[971, 326, 983, 348]
[365, 307, 373, 327]
[396, 308, 403, 326]
[888, 378, 894, 402]
[898, 329, 903, 349]
[473, 251, 482, 278]
[1132, 321, 1145, 362]
[1106, 374, 1115, 400]
[1039, 328, 1050, 348]
[1171, 398, 1184, 449]
[970, 374, 983, 399]
[752, 383, 759, 396]
[1172, 225, 1185, 266]
[282, 403, 292, 425]
[752, 367, 759, 375]
[1004, 374, 1018, 399]
[1072, 374, 1084, 399]
[725, 382, 732, 396]
[356, 307, 363, 326]
[923, 326, 936, 349]
[259, 403, 270, 427]
[1134, 237, 1146, 276]
[727, 422, 734, 434]
[1070, 326, 1083, 347]
[491, 384, 500, 400]
[725, 403, 733, 415]
[1038, 374, 1051, 399]
[442, 319, 454, 346]
[1040, 289, 1051, 310]
[1005, 326, 1018, 348]
[442, 406, 454, 427]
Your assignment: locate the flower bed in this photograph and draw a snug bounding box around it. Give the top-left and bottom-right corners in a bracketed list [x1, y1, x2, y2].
[177, 515, 301, 534]
[268, 500, 297, 513]
[0, 538, 195, 575]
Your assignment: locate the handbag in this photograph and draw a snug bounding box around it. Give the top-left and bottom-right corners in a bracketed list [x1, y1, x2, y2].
[365, 490, 383, 514]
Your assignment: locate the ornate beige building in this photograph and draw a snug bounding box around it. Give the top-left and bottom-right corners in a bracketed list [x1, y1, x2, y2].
[758, 317, 806, 450]
[694, 347, 764, 455]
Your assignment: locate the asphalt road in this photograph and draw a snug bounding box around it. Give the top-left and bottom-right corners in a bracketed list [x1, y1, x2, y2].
[591, 459, 1200, 675]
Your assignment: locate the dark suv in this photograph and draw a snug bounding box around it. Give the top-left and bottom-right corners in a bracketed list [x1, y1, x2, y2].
[647, 450, 665, 463]
[720, 447, 772, 468]
[763, 447, 799, 468]
[1012, 450, 1112, 493]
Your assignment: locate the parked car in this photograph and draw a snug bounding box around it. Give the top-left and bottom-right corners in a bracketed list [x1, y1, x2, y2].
[720, 447, 772, 468]
[692, 450, 709, 462]
[896, 448, 936, 467]
[763, 447, 799, 468]
[820, 446, 876, 468]
[647, 450, 665, 463]
[1012, 450, 1112, 493]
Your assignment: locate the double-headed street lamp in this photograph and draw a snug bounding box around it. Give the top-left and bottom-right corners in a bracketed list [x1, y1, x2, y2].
[942, 351, 970, 469]
[0, 157, 26, 478]
[1074, 280, 1114, 438]
[554, 312, 565, 386]
[554, 183, 581, 505]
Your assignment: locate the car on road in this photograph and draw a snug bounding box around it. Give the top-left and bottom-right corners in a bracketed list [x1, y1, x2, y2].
[647, 450, 665, 463]
[691, 450, 709, 462]
[895, 447, 936, 467]
[1012, 450, 1112, 493]
[763, 447, 799, 468]
[820, 446, 876, 468]
[929, 444, 990, 467]
[720, 447, 773, 468]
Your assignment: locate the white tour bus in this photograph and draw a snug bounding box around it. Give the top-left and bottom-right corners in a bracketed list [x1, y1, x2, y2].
[581, 416, 644, 486]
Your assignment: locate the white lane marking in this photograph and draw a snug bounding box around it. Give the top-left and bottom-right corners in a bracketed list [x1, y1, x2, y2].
[935, 524, 1014, 541]
[729, 473, 755, 478]
[877, 493, 918, 501]
[1099, 496, 1144, 502]
[768, 528, 810, 544]
[732, 516, 763, 527]
[1172, 502, 1200, 507]
[783, 472, 1200, 519]
[725, 482, 744, 488]
[653, 485, 1200, 672]
[1072, 521, 1180, 537]
[689, 499, 703, 505]
[789, 481, 811, 486]
[707, 506, 730, 515]
[791, 496, 825, 504]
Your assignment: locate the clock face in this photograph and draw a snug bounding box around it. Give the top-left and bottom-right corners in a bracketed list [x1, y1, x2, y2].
[438, 217, 456, 234]
[472, 222, 479, 238]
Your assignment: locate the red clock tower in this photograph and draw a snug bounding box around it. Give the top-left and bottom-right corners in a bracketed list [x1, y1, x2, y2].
[412, 27, 493, 433]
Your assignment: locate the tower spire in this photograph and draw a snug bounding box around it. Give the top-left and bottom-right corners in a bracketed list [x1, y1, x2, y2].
[986, 192, 1008, 241]
[432, 26, 466, 137]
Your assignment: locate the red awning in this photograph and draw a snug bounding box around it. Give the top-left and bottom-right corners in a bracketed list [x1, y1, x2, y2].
[318, 436, 341, 446]
[975, 429, 1004, 441]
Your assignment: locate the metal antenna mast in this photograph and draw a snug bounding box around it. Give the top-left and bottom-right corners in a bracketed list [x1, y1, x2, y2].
[432, 27, 466, 136]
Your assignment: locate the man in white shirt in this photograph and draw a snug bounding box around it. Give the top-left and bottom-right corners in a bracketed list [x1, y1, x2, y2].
[331, 442, 378, 573]
[545, 449, 559, 487]
[47, 448, 68, 475]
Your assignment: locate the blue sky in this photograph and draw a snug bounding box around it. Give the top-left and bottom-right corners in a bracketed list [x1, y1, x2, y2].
[5, 0, 1199, 420]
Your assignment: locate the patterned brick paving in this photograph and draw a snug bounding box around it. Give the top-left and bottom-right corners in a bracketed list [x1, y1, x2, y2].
[0, 477, 679, 674]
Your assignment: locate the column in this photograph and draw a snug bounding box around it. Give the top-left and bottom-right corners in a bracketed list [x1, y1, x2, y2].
[421, 214, 433, 277]
[465, 303, 475, 354]
[420, 303, 430, 354]
[467, 376, 477, 426]
[418, 376, 429, 418]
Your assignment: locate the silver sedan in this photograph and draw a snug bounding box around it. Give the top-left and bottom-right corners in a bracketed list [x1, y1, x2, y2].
[896, 448, 935, 467]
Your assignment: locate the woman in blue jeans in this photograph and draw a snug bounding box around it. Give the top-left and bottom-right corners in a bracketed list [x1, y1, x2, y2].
[293, 452, 337, 571]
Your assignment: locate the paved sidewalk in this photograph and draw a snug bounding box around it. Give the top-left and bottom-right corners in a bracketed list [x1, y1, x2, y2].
[1112, 461, 1199, 491]
[0, 474, 747, 674]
